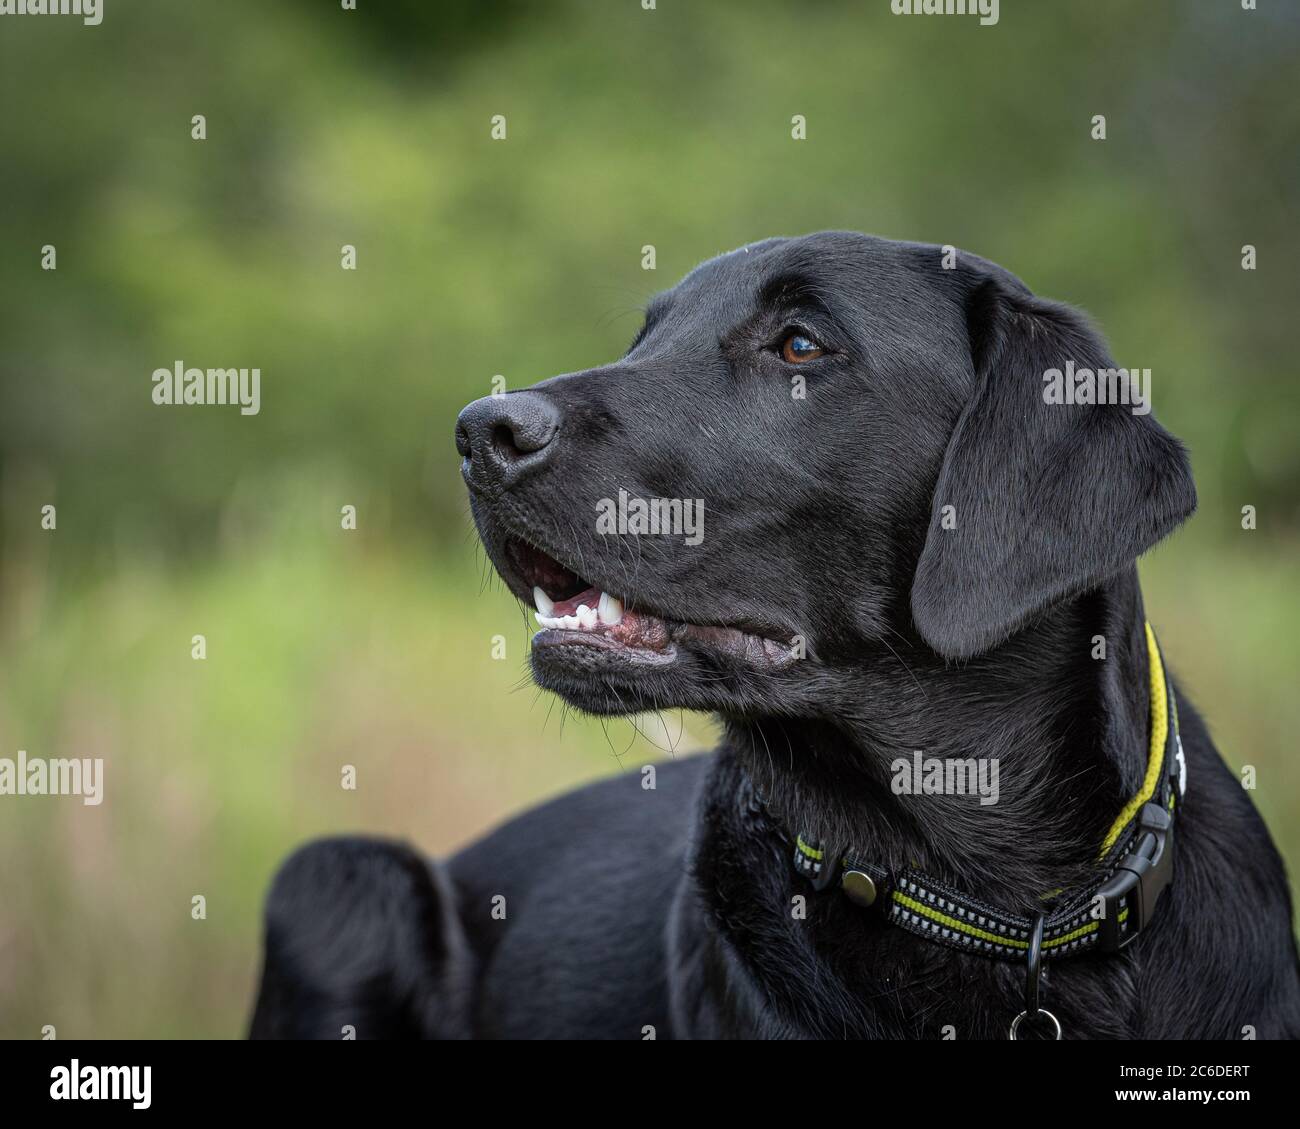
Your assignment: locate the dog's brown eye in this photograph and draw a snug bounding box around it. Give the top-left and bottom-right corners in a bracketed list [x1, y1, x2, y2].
[781, 333, 824, 363]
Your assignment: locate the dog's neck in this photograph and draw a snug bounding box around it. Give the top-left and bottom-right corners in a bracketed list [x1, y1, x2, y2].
[724, 571, 1152, 910]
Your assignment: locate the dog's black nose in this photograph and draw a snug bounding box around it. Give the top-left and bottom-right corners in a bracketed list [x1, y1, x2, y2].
[455, 392, 560, 492]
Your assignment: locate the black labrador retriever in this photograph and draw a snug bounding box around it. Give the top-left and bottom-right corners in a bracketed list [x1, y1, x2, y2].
[250, 232, 1300, 1039]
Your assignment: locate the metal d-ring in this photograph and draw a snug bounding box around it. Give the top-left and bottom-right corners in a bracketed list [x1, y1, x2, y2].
[1010, 1008, 1062, 1040]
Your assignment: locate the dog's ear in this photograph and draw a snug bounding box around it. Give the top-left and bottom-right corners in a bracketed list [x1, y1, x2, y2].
[910, 279, 1196, 660]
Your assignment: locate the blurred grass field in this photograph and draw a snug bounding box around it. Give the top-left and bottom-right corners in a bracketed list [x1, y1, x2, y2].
[0, 0, 1297, 1037]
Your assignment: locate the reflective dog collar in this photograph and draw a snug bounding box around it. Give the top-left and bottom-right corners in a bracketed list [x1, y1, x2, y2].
[793, 622, 1185, 962]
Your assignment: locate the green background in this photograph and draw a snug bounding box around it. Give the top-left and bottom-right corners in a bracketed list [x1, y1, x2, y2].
[0, 0, 1296, 1037]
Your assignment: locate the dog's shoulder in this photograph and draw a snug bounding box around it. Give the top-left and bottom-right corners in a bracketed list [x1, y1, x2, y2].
[449, 750, 712, 887]
[445, 752, 714, 1038]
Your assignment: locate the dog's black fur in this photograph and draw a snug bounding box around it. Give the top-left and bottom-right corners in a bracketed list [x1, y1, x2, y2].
[250, 232, 1300, 1039]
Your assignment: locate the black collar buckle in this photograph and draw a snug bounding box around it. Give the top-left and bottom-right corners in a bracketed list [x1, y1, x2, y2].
[1094, 801, 1174, 952]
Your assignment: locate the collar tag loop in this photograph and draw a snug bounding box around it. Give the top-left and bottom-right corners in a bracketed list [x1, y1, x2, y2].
[1094, 801, 1175, 952]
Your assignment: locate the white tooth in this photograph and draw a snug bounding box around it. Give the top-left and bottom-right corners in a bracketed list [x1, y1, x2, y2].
[533, 586, 554, 616]
[560, 614, 579, 630]
[535, 612, 560, 629]
[577, 605, 599, 630]
[598, 592, 624, 626]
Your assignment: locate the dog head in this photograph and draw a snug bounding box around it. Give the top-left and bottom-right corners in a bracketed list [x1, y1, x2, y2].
[456, 232, 1195, 718]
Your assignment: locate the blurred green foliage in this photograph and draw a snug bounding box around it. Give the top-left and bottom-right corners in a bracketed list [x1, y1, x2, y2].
[0, 0, 1296, 1037]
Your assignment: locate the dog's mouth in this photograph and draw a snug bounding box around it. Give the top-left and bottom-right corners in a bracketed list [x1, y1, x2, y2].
[505, 538, 796, 670]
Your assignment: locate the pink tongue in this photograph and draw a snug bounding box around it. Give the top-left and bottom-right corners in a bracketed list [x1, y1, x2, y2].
[550, 586, 601, 617]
